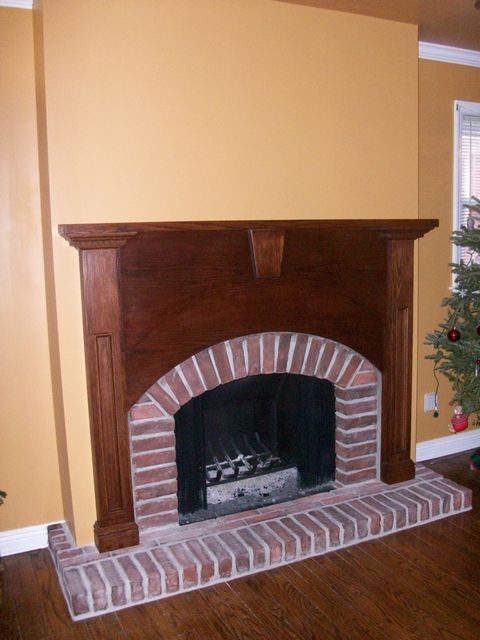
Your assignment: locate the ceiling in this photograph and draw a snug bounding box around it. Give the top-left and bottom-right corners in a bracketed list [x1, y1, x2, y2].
[277, 0, 480, 52]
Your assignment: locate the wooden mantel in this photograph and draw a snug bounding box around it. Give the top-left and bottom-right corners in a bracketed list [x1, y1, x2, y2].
[59, 219, 438, 552]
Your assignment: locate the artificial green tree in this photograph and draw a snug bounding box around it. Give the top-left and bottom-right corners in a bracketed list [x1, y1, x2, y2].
[425, 196, 480, 425]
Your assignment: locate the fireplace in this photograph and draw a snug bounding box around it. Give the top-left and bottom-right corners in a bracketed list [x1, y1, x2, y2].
[129, 332, 381, 535]
[175, 372, 336, 523]
[59, 218, 438, 553]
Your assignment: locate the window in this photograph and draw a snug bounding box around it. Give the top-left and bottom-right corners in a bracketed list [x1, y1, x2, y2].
[453, 100, 480, 264]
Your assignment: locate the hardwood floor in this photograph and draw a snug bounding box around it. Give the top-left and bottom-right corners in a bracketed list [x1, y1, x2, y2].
[1, 451, 479, 640]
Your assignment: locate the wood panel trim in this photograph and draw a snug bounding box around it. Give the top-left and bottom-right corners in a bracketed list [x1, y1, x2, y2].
[74, 240, 139, 552]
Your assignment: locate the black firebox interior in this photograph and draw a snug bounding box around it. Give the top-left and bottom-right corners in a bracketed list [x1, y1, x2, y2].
[174, 373, 336, 524]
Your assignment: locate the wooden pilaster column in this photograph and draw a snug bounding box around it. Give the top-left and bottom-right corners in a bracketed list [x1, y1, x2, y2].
[380, 232, 417, 484]
[60, 229, 139, 552]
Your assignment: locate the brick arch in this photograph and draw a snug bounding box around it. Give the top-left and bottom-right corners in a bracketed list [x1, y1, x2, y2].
[128, 333, 380, 533]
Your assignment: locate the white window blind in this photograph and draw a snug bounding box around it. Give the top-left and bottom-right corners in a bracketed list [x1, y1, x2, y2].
[454, 101, 480, 264]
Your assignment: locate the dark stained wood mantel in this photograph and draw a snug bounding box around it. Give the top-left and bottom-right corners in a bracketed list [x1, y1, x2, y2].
[59, 218, 438, 551]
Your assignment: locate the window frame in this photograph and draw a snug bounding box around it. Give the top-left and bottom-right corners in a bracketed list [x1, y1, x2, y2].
[453, 100, 480, 266]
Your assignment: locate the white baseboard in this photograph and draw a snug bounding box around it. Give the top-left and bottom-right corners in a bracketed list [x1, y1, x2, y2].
[0, 521, 64, 557]
[416, 429, 480, 462]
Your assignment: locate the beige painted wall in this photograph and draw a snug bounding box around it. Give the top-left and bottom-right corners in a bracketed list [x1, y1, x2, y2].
[417, 59, 480, 442]
[37, 0, 419, 545]
[0, 7, 63, 532]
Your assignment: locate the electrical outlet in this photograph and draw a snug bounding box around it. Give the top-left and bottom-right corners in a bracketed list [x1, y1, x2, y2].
[424, 392, 436, 412]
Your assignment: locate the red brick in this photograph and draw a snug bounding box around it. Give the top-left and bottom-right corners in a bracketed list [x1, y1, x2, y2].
[211, 342, 234, 384]
[350, 370, 378, 386]
[84, 564, 107, 611]
[276, 333, 293, 372]
[194, 350, 219, 390]
[168, 543, 198, 588]
[323, 506, 356, 544]
[163, 369, 191, 406]
[151, 547, 180, 593]
[247, 335, 261, 375]
[266, 520, 297, 560]
[236, 527, 266, 568]
[336, 398, 377, 416]
[336, 442, 377, 459]
[261, 333, 276, 374]
[336, 504, 369, 539]
[316, 341, 336, 378]
[132, 434, 175, 453]
[117, 556, 145, 601]
[336, 427, 377, 445]
[136, 495, 178, 516]
[336, 384, 377, 401]
[135, 479, 177, 501]
[348, 499, 382, 535]
[408, 486, 441, 517]
[134, 552, 162, 597]
[326, 347, 348, 383]
[148, 382, 179, 415]
[202, 535, 233, 578]
[280, 516, 312, 555]
[336, 455, 376, 472]
[130, 404, 164, 421]
[135, 464, 176, 485]
[64, 568, 90, 616]
[336, 414, 378, 429]
[100, 560, 127, 607]
[422, 481, 453, 513]
[303, 338, 323, 376]
[251, 523, 283, 564]
[397, 488, 430, 521]
[137, 511, 178, 530]
[290, 333, 310, 374]
[219, 532, 250, 573]
[336, 354, 363, 388]
[336, 468, 377, 484]
[374, 495, 407, 529]
[385, 491, 419, 526]
[229, 337, 247, 379]
[180, 359, 206, 397]
[308, 510, 341, 548]
[185, 540, 216, 583]
[361, 497, 394, 532]
[133, 449, 176, 469]
[292, 513, 326, 553]
[130, 418, 174, 436]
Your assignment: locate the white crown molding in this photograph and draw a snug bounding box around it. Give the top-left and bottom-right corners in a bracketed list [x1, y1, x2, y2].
[416, 429, 480, 462]
[419, 41, 480, 68]
[0, 521, 63, 556]
[0, 1, 33, 8]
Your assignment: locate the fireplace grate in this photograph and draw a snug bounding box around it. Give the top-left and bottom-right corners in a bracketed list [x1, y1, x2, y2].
[205, 432, 282, 484]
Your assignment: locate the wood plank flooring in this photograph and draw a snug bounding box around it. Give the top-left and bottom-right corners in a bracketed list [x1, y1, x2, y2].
[1, 451, 479, 639]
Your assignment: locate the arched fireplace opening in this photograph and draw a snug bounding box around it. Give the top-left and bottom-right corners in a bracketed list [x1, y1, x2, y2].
[175, 373, 336, 523]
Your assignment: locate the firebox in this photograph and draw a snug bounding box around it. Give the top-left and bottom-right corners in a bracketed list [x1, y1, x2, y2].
[175, 373, 336, 523]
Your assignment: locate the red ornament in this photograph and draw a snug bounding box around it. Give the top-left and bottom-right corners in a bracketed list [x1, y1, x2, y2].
[447, 328, 461, 342]
[450, 406, 469, 433]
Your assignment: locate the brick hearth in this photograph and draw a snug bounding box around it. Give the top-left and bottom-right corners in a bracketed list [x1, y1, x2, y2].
[48, 332, 472, 620]
[49, 464, 472, 620]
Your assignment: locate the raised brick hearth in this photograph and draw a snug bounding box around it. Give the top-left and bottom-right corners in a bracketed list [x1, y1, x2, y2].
[49, 464, 471, 620]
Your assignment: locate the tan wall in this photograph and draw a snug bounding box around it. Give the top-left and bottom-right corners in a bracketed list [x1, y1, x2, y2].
[0, 7, 63, 532]
[38, 0, 419, 545]
[417, 59, 480, 442]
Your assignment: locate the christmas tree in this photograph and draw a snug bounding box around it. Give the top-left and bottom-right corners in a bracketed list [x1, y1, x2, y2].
[425, 196, 480, 427]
